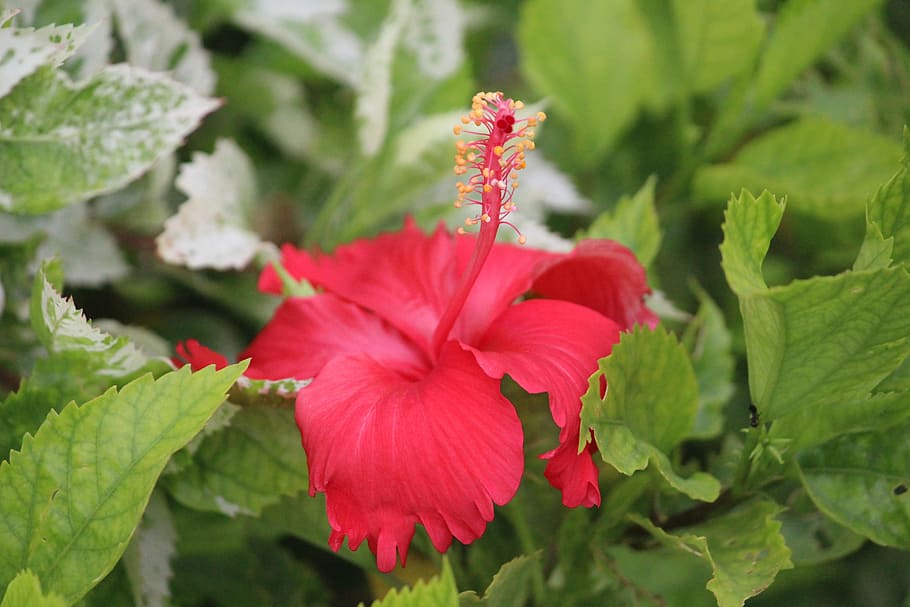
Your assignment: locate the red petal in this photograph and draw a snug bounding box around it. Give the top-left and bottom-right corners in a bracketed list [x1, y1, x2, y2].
[240, 294, 428, 381]
[258, 220, 458, 356]
[298, 343, 523, 572]
[451, 234, 550, 344]
[468, 299, 620, 439]
[464, 299, 620, 507]
[541, 430, 601, 508]
[172, 339, 230, 370]
[531, 239, 657, 330]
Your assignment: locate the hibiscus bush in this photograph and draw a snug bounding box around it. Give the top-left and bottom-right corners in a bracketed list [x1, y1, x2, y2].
[2, 0, 910, 606]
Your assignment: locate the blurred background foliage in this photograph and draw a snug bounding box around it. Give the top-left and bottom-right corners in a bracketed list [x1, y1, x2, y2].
[2, 0, 910, 605]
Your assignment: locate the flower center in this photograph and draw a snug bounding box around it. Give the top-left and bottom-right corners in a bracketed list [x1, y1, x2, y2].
[429, 92, 545, 357]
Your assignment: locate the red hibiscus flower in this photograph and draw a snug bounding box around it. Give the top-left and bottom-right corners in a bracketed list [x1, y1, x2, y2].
[240, 92, 657, 572]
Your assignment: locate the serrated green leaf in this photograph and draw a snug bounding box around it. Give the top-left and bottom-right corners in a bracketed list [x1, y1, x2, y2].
[581, 327, 720, 501]
[112, 0, 215, 95]
[1, 570, 65, 607]
[720, 190, 910, 447]
[672, 0, 764, 93]
[752, 0, 885, 107]
[363, 558, 458, 607]
[0, 363, 245, 603]
[122, 490, 176, 607]
[853, 220, 894, 271]
[156, 139, 265, 271]
[684, 286, 734, 439]
[458, 554, 540, 607]
[867, 128, 910, 266]
[0, 64, 218, 214]
[165, 406, 309, 517]
[583, 176, 661, 268]
[696, 119, 902, 218]
[797, 419, 910, 549]
[630, 498, 793, 607]
[0, 21, 92, 99]
[518, 0, 652, 163]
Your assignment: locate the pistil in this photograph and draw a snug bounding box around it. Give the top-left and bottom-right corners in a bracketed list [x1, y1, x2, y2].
[429, 92, 544, 358]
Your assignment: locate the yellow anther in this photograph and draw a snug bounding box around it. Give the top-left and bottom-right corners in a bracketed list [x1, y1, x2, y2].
[526, 130, 535, 139]
[482, 168, 491, 178]
[455, 157, 466, 166]
[518, 234, 527, 245]
[466, 152, 476, 162]
[512, 181, 520, 189]
[457, 227, 466, 235]
[537, 111, 547, 122]
[518, 161, 526, 169]
[453, 125, 462, 135]
[465, 217, 477, 226]
[527, 117, 538, 127]
[454, 166, 467, 175]
[461, 115, 470, 124]
[493, 146, 504, 156]
[454, 200, 462, 208]
[514, 100, 524, 109]
[526, 141, 535, 150]
[481, 213, 491, 223]
[503, 201, 512, 210]
[483, 184, 493, 193]
[510, 171, 518, 179]
[473, 120, 482, 126]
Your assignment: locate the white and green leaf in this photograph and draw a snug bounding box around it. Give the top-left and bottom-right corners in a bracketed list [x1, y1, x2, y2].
[156, 139, 267, 270]
[0, 64, 219, 214]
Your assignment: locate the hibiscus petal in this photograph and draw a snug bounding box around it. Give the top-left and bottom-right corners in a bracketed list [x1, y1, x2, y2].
[258, 220, 458, 356]
[467, 299, 620, 439]
[172, 339, 229, 370]
[240, 293, 428, 381]
[297, 343, 523, 572]
[530, 239, 658, 330]
[452, 234, 550, 344]
[541, 429, 602, 508]
[464, 299, 620, 507]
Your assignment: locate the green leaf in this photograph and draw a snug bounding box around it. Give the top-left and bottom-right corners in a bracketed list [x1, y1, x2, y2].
[0, 64, 219, 214]
[156, 139, 266, 271]
[165, 406, 309, 517]
[671, 0, 764, 93]
[121, 490, 176, 607]
[720, 190, 910, 447]
[0, 21, 93, 99]
[583, 176, 661, 268]
[866, 128, 910, 266]
[683, 286, 734, 439]
[363, 558, 458, 607]
[518, 0, 652, 163]
[853, 220, 894, 271]
[630, 499, 792, 607]
[1, 571, 65, 607]
[777, 489, 866, 566]
[797, 419, 910, 549]
[0, 363, 246, 604]
[695, 118, 902, 218]
[458, 554, 540, 607]
[581, 326, 720, 501]
[752, 0, 886, 107]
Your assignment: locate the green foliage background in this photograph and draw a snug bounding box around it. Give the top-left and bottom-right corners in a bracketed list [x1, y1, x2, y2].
[2, 0, 910, 605]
